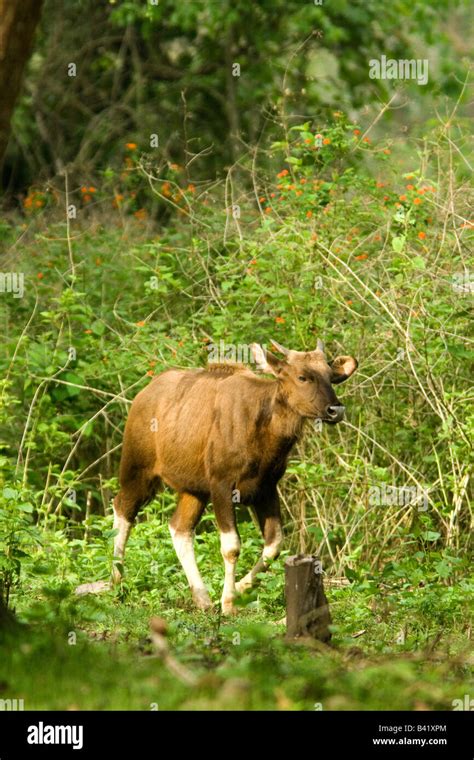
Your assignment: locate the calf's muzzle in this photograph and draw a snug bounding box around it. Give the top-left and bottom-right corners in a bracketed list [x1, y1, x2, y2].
[325, 404, 345, 423]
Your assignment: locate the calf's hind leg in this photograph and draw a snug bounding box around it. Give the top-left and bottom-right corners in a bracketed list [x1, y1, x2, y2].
[169, 492, 212, 611]
[112, 470, 160, 584]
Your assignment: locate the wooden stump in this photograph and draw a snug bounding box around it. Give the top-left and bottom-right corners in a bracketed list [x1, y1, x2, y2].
[285, 555, 332, 642]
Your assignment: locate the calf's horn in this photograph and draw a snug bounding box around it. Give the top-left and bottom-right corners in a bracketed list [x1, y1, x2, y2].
[270, 339, 290, 356]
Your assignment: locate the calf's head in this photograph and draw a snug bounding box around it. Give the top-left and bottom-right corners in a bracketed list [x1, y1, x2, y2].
[251, 339, 357, 423]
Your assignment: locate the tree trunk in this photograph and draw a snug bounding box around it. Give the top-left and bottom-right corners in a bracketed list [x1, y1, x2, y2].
[0, 0, 44, 164]
[285, 554, 332, 642]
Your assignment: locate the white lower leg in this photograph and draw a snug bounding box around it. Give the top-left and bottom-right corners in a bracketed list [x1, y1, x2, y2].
[220, 531, 240, 614]
[236, 524, 282, 593]
[112, 510, 132, 583]
[169, 525, 211, 610]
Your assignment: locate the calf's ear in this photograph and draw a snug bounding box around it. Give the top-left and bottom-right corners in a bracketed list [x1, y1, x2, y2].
[251, 343, 284, 376]
[330, 355, 358, 384]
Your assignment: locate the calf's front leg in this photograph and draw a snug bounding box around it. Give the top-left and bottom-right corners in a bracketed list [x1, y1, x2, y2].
[236, 491, 283, 594]
[212, 483, 241, 615]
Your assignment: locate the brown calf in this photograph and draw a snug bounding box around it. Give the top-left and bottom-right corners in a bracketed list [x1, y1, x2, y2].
[112, 339, 357, 614]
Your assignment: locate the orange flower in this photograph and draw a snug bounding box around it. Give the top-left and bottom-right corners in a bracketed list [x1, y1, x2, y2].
[83, 194, 91, 202]
[35, 199, 44, 207]
[346, 300, 353, 306]
[270, 192, 276, 198]
[37, 272, 44, 279]
[136, 320, 146, 327]
[169, 163, 180, 171]
[259, 196, 266, 203]
[304, 138, 312, 144]
[275, 316, 285, 324]
[277, 169, 289, 178]
[113, 194, 124, 207]
[125, 142, 137, 150]
[306, 210, 313, 218]
[149, 360, 157, 367]
[376, 182, 385, 188]
[418, 231, 426, 239]
[95, 258, 102, 265]
[355, 253, 368, 260]
[187, 184, 196, 193]
[80, 186, 88, 193]
[353, 129, 361, 136]
[323, 138, 331, 145]
[311, 233, 318, 241]
[88, 186, 96, 193]
[134, 208, 147, 219]
[413, 197, 422, 205]
[406, 184, 414, 191]
[300, 178, 307, 184]
[383, 149, 391, 155]
[399, 194, 407, 202]
[383, 195, 389, 201]
[249, 258, 257, 265]
[265, 207, 271, 214]
[363, 137, 370, 144]
[84, 329, 92, 334]
[146, 370, 154, 377]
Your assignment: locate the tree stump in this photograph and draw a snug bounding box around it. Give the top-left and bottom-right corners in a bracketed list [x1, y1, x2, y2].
[285, 555, 332, 642]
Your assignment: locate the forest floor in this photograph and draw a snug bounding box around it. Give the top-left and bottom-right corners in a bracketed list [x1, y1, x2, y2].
[1, 519, 471, 711]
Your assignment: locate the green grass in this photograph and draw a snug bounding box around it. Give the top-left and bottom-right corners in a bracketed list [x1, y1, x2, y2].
[2, 518, 471, 711]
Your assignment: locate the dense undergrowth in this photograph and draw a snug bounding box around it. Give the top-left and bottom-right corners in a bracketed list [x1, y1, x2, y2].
[0, 111, 472, 709]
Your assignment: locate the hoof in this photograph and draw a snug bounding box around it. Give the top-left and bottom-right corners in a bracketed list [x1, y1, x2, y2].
[235, 578, 252, 594]
[74, 580, 111, 596]
[192, 588, 213, 612]
[221, 599, 238, 616]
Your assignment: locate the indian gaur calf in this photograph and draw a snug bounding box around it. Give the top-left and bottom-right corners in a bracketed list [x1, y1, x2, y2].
[112, 339, 357, 614]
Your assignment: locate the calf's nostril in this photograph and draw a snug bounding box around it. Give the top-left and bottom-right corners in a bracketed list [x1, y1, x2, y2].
[327, 404, 345, 420]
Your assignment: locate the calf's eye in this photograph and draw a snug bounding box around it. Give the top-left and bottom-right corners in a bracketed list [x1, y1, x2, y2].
[298, 376, 307, 382]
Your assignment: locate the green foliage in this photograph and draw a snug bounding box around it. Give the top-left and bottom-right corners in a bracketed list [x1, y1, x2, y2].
[5, 0, 471, 190]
